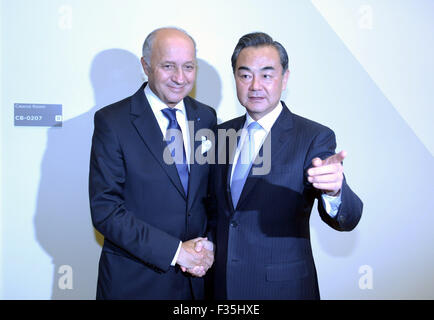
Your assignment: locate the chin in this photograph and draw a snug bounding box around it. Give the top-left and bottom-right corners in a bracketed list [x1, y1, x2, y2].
[167, 93, 185, 103]
[245, 105, 268, 114]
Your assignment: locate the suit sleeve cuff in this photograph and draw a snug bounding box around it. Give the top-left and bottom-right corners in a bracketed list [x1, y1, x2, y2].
[321, 192, 342, 218]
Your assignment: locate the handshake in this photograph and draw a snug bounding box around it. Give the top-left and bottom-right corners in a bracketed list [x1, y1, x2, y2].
[176, 237, 214, 277]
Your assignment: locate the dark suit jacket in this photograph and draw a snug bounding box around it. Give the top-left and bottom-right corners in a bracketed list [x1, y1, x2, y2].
[209, 102, 363, 300]
[89, 83, 216, 299]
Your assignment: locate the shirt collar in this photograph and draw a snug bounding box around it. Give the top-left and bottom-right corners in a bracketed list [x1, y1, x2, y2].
[244, 101, 283, 133]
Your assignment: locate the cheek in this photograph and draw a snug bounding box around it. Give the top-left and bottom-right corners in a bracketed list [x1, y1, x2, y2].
[236, 83, 248, 99]
[267, 83, 282, 98]
[185, 72, 196, 84]
[236, 89, 247, 103]
[155, 70, 172, 84]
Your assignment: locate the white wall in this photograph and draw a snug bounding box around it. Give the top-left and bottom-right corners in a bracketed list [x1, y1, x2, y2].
[1, 0, 433, 299]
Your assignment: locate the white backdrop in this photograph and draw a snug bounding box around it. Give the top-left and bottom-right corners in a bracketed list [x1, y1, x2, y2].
[1, 0, 433, 299]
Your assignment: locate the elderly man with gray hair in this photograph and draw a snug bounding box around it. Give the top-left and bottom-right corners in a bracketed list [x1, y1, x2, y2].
[89, 27, 216, 300]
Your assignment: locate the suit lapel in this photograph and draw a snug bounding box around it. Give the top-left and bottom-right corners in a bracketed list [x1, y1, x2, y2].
[225, 116, 246, 215]
[130, 83, 186, 199]
[234, 103, 294, 211]
[267, 102, 294, 160]
[184, 97, 204, 211]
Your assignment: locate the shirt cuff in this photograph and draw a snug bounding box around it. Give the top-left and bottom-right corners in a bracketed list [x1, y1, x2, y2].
[171, 241, 182, 266]
[321, 192, 342, 218]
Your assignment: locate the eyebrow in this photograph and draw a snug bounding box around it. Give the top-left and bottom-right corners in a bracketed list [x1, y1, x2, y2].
[237, 66, 275, 72]
[160, 60, 196, 65]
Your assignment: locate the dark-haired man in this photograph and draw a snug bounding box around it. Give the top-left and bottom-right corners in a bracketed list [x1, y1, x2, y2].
[210, 32, 363, 299]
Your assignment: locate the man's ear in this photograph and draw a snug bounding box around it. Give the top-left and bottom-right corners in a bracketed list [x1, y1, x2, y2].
[141, 57, 150, 77]
[282, 69, 290, 90]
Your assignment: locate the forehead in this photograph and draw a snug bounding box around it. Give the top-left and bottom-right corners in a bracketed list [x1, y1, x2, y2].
[236, 45, 281, 71]
[152, 31, 196, 62]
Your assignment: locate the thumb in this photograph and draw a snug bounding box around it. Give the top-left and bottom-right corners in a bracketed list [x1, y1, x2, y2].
[203, 240, 214, 251]
[312, 157, 323, 167]
[194, 240, 204, 252]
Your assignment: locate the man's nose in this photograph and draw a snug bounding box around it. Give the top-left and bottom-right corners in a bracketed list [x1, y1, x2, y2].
[172, 67, 185, 84]
[249, 75, 261, 91]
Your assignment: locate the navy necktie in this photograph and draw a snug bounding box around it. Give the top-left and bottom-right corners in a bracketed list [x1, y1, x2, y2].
[230, 121, 262, 208]
[161, 108, 189, 195]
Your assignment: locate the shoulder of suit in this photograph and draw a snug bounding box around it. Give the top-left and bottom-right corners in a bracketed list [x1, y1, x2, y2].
[291, 112, 335, 136]
[217, 115, 245, 130]
[185, 96, 217, 118]
[94, 95, 132, 121]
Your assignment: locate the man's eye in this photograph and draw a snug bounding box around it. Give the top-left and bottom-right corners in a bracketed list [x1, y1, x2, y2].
[263, 74, 272, 79]
[184, 65, 195, 70]
[163, 64, 175, 69]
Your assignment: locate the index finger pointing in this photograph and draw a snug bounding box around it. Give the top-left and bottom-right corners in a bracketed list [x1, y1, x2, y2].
[323, 150, 347, 165]
[308, 163, 342, 176]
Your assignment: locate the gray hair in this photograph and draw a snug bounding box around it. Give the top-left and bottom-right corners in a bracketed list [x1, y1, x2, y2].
[142, 27, 197, 66]
[231, 32, 289, 74]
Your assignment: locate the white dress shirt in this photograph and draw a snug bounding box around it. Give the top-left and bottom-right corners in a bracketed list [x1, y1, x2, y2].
[145, 85, 191, 168]
[230, 102, 341, 218]
[144, 85, 188, 266]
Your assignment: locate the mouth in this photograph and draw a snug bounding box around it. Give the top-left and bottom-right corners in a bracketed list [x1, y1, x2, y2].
[248, 96, 265, 102]
[168, 85, 185, 93]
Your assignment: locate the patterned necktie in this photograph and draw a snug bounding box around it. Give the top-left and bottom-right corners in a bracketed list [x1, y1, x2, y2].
[230, 121, 263, 208]
[161, 108, 189, 195]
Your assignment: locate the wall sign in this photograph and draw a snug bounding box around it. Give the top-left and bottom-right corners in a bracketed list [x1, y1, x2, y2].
[14, 103, 62, 127]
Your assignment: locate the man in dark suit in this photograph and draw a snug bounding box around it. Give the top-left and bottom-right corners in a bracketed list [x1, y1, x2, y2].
[89, 27, 216, 299]
[210, 32, 363, 300]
